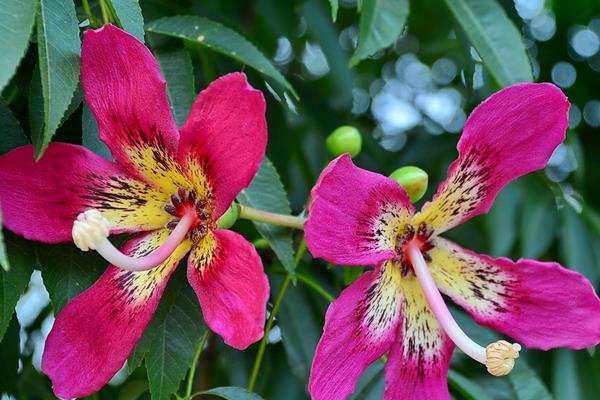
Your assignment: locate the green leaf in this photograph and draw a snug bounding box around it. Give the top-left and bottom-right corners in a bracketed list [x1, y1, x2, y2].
[0, 211, 6, 272]
[151, 42, 195, 127]
[118, 380, 149, 400]
[484, 181, 520, 257]
[448, 370, 493, 400]
[520, 186, 557, 259]
[38, 243, 104, 312]
[0, 314, 20, 393]
[508, 360, 553, 400]
[443, 0, 532, 87]
[202, 387, 264, 400]
[349, 0, 409, 67]
[145, 16, 296, 98]
[302, 0, 353, 105]
[277, 280, 320, 381]
[82, 103, 112, 160]
[328, 0, 339, 21]
[0, 0, 36, 91]
[146, 277, 204, 400]
[0, 232, 36, 340]
[34, 0, 81, 159]
[0, 97, 28, 155]
[238, 158, 296, 278]
[127, 267, 186, 374]
[350, 362, 384, 399]
[560, 207, 598, 285]
[107, 0, 145, 42]
[553, 349, 582, 400]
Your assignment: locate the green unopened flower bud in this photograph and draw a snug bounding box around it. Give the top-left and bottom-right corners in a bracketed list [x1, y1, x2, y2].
[326, 126, 362, 158]
[389, 166, 429, 203]
[216, 202, 239, 229]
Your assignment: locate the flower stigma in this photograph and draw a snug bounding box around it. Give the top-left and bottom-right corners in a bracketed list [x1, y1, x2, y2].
[406, 240, 521, 377]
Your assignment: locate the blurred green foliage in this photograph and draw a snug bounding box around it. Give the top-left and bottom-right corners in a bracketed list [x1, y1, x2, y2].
[2, 0, 600, 399]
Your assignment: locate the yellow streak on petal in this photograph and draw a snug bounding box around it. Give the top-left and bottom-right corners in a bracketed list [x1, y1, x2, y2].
[124, 145, 193, 193]
[114, 229, 192, 305]
[398, 272, 445, 360]
[427, 238, 509, 317]
[92, 176, 171, 231]
[373, 203, 413, 250]
[362, 261, 403, 339]
[189, 231, 218, 274]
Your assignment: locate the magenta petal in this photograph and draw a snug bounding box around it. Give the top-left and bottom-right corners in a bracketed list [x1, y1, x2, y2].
[384, 331, 453, 400]
[415, 83, 569, 234]
[305, 155, 415, 266]
[42, 230, 190, 399]
[187, 229, 269, 349]
[81, 24, 181, 185]
[309, 265, 403, 400]
[430, 238, 600, 350]
[0, 144, 170, 243]
[178, 73, 267, 218]
[383, 272, 454, 400]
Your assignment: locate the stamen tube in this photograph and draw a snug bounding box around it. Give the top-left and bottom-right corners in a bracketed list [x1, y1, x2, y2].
[72, 210, 195, 272]
[407, 241, 520, 376]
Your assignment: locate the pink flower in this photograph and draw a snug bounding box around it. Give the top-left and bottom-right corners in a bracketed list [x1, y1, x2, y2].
[304, 83, 600, 400]
[0, 25, 269, 398]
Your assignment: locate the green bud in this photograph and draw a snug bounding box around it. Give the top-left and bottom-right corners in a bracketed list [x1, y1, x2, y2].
[389, 166, 429, 203]
[326, 125, 362, 158]
[216, 202, 239, 229]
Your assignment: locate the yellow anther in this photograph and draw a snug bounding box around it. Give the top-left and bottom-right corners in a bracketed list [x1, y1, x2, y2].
[485, 340, 521, 376]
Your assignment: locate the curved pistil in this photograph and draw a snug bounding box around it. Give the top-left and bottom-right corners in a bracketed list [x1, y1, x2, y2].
[407, 241, 521, 377]
[72, 209, 195, 272]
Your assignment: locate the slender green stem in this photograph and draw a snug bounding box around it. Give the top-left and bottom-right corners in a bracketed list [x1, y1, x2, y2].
[184, 331, 210, 399]
[82, 0, 93, 19]
[238, 204, 306, 230]
[247, 275, 291, 391]
[296, 273, 335, 302]
[98, 0, 112, 24]
[247, 239, 308, 392]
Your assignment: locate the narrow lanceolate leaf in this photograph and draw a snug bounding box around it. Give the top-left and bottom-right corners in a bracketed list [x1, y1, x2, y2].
[152, 44, 195, 127]
[107, 0, 145, 42]
[238, 158, 296, 278]
[82, 103, 112, 160]
[447, 370, 493, 400]
[35, 0, 81, 159]
[38, 243, 104, 312]
[0, 0, 36, 91]
[350, 362, 385, 400]
[328, 0, 339, 21]
[146, 281, 204, 400]
[349, 0, 409, 67]
[484, 181, 521, 257]
[277, 281, 321, 382]
[0, 233, 36, 340]
[444, 0, 532, 87]
[145, 16, 297, 98]
[560, 207, 598, 284]
[508, 360, 553, 400]
[0, 97, 28, 155]
[0, 315, 20, 393]
[0, 209, 8, 271]
[202, 387, 264, 400]
[127, 268, 185, 374]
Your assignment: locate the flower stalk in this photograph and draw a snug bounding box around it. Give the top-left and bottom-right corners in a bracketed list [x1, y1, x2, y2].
[238, 204, 306, 230]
